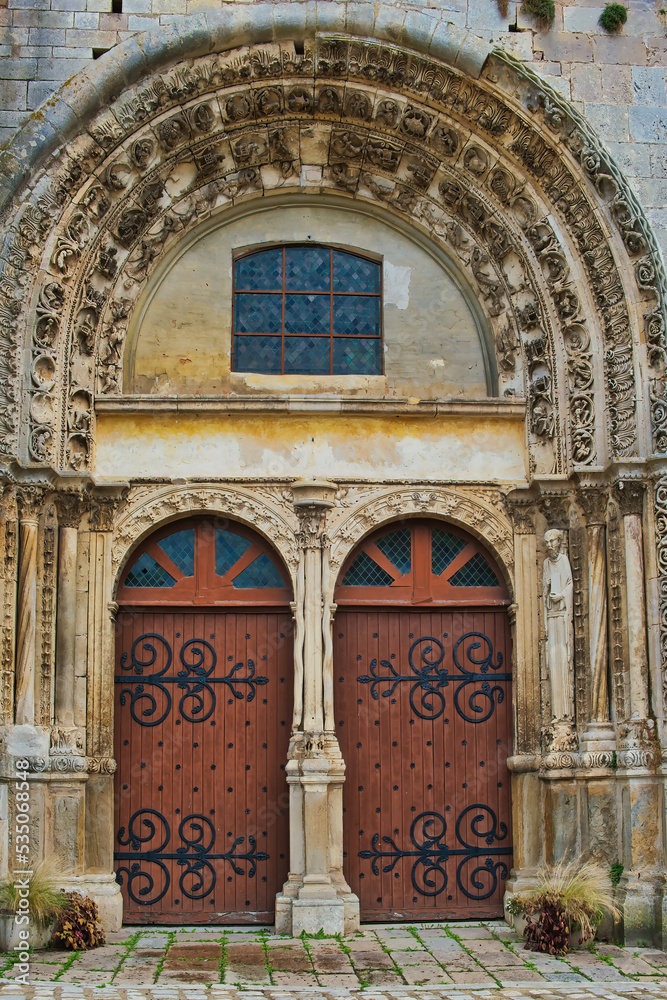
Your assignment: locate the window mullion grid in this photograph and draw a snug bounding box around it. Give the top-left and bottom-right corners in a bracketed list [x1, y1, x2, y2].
[281, 245, 286, 375]
[329, 247, 334, 375]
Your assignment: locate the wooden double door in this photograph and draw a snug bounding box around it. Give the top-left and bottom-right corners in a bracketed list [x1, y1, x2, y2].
[334, 521, 513, 920]
[114, 519, 293, 923]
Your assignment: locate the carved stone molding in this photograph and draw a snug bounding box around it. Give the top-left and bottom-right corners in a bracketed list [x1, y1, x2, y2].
[1, 33, 662, 478]
[112, 483, 299, 582]
[617, 716, 659, 770]
[327, 485, 513, 584]
[655, 477, 667, 716]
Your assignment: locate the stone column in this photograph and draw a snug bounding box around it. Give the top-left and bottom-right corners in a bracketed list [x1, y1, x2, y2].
[504, 494, 542, 901]
[14, 488, 43, 726]
[579, 488, 615, 758]
[55, 495, 83, 731]
[613, 481, 663, 946]
[275, 480, 359, 936]
[82, 493, 123, 932]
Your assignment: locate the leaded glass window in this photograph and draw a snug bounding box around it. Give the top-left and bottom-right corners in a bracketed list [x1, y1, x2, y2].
[232, 245, 382, 375]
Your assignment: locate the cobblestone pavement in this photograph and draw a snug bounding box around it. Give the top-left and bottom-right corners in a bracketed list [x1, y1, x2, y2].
[2, 921, 667, 997]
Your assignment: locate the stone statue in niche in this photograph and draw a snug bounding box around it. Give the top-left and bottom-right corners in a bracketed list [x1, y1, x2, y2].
[543, 528, 574, 721]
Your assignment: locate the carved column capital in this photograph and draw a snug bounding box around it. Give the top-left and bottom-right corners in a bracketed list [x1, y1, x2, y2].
[89, 494, 120, 531]
[537, 490, 571, 528]
[291, 480, 337, 550]
[614, 480, 646, 517]
[505, 495, 536, 534]
[16, 485, 46, 523]
[578, 486, 609, 525]
[55, 491, 86, 528]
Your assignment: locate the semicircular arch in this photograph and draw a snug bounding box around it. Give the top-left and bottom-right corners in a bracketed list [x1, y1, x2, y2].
[0, 26, 663, 478]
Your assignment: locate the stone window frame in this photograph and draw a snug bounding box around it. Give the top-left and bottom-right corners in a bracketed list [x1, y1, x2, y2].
[231, 241, 384, 377]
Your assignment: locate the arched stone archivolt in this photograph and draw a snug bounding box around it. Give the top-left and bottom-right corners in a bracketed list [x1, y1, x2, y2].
[0, 32, 663, 481]
[326, 485, 515, 598]
[111, 483, 300, 588]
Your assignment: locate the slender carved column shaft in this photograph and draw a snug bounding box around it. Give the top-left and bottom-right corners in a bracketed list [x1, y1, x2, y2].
[579, 488, 611, 727]
[617, 483, 650, 719]
[589, 523, 610, 721]
[55, 526, 78, 728]
[15, 504, 39, 726]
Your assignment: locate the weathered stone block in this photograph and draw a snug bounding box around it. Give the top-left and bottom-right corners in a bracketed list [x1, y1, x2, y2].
[571, 62, 602, 101]
[583, 101, 629, 141]
[0, 80, 28, 111]
[630, 105, 667, 143]
[632, 66, 667, 107]
[535, 30, 593, 62]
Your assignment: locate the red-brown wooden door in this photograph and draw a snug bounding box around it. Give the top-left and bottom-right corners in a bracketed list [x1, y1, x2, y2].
[334, 521, 513, 921]
[114, 519, 293, 924]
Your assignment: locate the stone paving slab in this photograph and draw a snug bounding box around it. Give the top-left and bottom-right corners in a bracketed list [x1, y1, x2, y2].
[1, 920, 667, 992]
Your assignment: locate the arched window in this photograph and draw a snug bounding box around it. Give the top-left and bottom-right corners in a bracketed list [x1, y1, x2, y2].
[232, 244, 382, 376]
[335, 521, 508, 606]
[116, 517, 292, 605]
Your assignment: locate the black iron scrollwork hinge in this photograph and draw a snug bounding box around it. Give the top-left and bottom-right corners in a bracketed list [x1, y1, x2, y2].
[360, 806, 511, 900]
[115, 633, 268, 726]
[357, 632, 510, 722]
[115, 810, 269, 906]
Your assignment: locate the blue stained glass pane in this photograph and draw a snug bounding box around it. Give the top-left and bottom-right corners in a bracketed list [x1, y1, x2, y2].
[284, 337, 330, 374]
[285, 247, 330, 291]
[449, 551, 500, 588]
[157, 529, 194, 576]
[376, 528, 411, 574]
[332, 337, 381, 375]
[234, 293, 282, 333]
[124, 552, 176, 588]
[432, 529, 466, 576]
[342, 551, 394, 586]
[235, 249, 283, 291]
[284, 293, 330, 335]
[234, 335, 282, 373]
[333, 295, 380, 336]
[233, 553, 285, 588]
[215, 529, 252, 577]
[332, 251, 380, 293]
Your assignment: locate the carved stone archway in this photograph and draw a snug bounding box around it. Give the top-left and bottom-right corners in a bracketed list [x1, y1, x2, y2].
[0, 25, 664, 479]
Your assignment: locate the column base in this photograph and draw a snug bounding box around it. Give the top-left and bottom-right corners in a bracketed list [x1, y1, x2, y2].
[503, 867, 539, 927]
[275, 887, 360, 935]
[618, 870, 663, 947]
[580, 720, 616, 754]
[59, 871, 122, 932]
[292, 898, 346, 936]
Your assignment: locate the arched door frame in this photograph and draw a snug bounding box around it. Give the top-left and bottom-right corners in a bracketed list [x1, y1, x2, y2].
[332, 517, 513, 920]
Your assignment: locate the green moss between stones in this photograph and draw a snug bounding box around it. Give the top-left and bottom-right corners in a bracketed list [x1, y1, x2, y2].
[521, 0, 555, 26]
[599, 3, 628, 30]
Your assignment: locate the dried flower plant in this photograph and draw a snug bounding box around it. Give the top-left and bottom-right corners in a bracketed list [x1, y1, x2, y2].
[506, 858, 621, 955]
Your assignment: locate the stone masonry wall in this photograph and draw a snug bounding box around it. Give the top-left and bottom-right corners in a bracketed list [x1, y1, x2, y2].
[1, 0, 666, 259]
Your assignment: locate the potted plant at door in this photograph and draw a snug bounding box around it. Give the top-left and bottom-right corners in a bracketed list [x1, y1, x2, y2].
[505, 859, 620, 955]
[0, 857, 69, 951]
